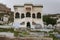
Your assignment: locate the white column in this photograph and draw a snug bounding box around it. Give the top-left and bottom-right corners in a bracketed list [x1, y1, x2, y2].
[24, 12, 26, 28]
[36, 12, 37, 19]
[19, 12, 21, 19]
[31, 7, 32, 28]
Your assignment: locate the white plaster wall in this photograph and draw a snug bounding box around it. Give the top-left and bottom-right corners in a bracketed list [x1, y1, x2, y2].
[14, 5, 44, 28]
[32, 7, 42, 12]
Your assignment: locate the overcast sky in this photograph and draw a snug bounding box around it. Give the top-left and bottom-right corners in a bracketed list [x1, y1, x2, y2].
[0, 0, 60, 14]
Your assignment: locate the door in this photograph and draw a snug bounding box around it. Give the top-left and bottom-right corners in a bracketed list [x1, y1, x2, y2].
[27, 22, 31, 28]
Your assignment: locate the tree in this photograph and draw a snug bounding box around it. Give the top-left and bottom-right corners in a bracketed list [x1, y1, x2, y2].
[43, 16, 57, 25]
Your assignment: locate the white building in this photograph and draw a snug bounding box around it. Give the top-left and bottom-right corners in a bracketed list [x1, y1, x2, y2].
[13, 3, 44, 29]
[56, 18, 60, 30]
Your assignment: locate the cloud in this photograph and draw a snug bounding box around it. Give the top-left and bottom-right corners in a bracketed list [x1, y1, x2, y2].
[0, 0, 60, 14]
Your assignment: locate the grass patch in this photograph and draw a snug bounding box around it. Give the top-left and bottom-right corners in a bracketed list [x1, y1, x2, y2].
[0, 28, 19, 37]
[0, 28, 30, 37]
[49, 34, 58, 40]
[54, 29, 60, 34]
[0, 28, 14, 32]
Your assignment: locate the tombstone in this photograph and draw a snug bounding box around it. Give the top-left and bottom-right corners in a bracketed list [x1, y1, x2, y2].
[35, 24, 42, 29]
[3, 15, 9, 24]
[47, 24, 53, 29]
[3, 15, 9, 22]
[13, 22, 20, 28]
[44, 25, 48, 29]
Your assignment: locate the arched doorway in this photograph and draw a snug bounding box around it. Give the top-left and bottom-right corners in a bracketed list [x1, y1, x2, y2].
[27, 22, 31, 28]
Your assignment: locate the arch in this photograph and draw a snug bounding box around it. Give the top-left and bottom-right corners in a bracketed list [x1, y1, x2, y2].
[27, 22, 31, 28]
[21, 13, 24, 18]
[15, 12, 20, 18]
[37, 12, 41, 18]
[26, 12, 31, 17]
[32, 13, 35, 18]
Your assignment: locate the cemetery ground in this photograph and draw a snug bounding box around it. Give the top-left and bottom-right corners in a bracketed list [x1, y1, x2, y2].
[0, 27, 60, 40]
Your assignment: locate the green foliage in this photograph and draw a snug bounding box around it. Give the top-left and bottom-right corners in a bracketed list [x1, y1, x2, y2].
[19, 31, 29, 37]
[49, 34, 58, 40]
[0, 28, 30, 37]
[54, 29, 60, 34]
[48, 31, 53, 33]
[14, 31, 19, 37]
[43, 16, 57, 25]
[0, 28, 14, 32]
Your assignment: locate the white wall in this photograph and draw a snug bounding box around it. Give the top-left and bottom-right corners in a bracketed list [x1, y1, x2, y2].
[14, 4, 44, 28]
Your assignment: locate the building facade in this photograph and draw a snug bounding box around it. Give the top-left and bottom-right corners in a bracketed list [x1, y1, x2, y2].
[0, 3, 14, 25]
[14, 3, 44, 29]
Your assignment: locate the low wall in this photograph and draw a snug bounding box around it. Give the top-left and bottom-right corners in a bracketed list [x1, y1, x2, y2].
[0, 25, 13, 28]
